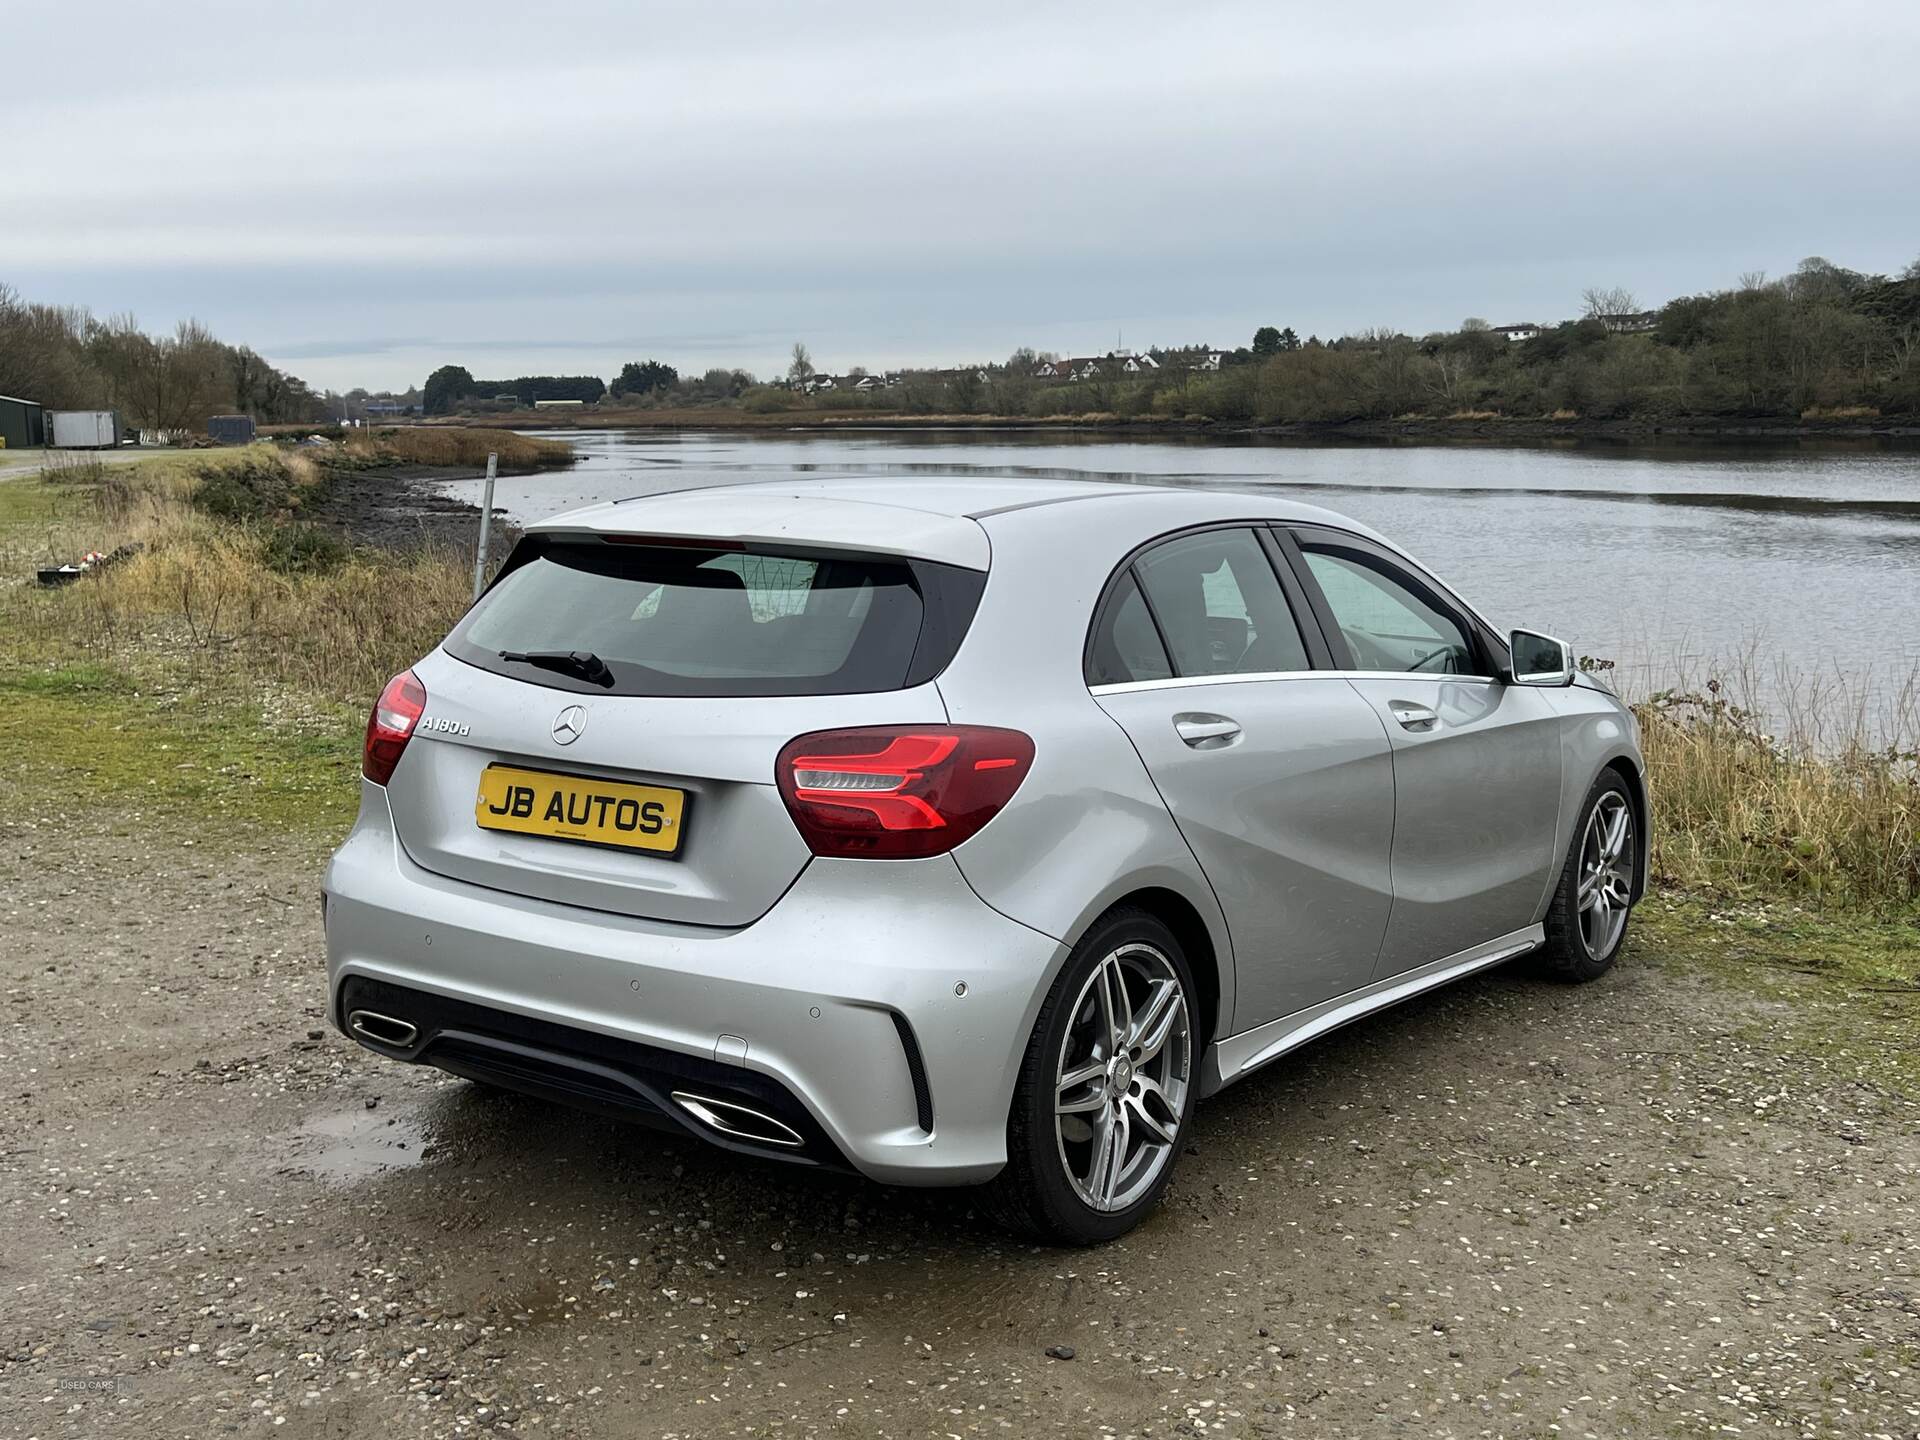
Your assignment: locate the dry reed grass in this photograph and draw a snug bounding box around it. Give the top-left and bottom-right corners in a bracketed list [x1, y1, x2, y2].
[1608, 655, 1920, 909]
[3, 448, 473, 704]
[1799, 405, 1882, 421]
[345, 426, 572, 472]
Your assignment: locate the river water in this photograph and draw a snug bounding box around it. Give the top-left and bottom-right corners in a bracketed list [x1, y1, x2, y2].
[444, 429, 1920, 738]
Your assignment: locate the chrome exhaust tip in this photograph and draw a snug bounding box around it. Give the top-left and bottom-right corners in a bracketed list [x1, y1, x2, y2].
[671, 1091, 805, 1148]
[348, 1009, 419, 1048]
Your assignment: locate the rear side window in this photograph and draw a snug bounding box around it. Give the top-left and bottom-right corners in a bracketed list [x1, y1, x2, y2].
[448, 539, 980, 696]
[1134, 529, 1310, 678]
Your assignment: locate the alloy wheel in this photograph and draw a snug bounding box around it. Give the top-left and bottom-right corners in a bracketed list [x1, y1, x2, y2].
[1053, 942, 1191, 1213]
[1578, 792, 1634, 961]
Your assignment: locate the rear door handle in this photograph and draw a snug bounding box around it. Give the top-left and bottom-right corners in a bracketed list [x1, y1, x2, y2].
[1174, 712, 1242, 748]
[1388, 701, 1439, 731]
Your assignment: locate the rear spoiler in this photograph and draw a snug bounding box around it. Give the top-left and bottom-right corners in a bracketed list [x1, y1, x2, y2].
[530, 491, 991, 572]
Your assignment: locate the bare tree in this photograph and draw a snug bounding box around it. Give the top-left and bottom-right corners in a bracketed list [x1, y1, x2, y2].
[1459, 317, 1490, 333]
[1581, 287, 1639, 328]
[787, 342, 815, 386]
[1427, 350, 1475, 408]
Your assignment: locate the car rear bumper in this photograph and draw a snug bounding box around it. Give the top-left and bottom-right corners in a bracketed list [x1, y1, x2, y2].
[322, 782, 1068, 1185]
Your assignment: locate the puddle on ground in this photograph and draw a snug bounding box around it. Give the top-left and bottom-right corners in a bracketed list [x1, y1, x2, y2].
[291, 1103, 432, 1183]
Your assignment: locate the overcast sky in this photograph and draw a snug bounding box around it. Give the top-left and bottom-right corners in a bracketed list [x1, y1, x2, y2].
[5, 1, 1917, 393]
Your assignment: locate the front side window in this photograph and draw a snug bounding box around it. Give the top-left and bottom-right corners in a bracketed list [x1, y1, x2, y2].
[1299, 545, 1475, 675]
[1133, 529, 1310, 678]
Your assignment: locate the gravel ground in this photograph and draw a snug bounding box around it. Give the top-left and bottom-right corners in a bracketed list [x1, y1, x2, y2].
[2, 805, 1916, 1439]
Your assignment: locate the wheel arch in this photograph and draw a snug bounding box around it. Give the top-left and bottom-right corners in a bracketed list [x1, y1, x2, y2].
[1602, 753, 1650, 902]
[1090, 885, 1225, 1051]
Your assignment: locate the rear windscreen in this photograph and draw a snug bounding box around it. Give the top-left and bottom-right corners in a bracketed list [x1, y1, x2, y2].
[446, 539, 974, 696]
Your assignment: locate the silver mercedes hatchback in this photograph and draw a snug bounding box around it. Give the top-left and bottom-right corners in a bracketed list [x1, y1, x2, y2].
[323, 477, 1646, 1243]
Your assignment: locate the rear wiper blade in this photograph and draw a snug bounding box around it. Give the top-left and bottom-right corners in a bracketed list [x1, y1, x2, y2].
[499, 649, 614, 687]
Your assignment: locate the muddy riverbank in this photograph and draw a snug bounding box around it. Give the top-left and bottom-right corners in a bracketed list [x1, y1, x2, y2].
[306, 464, 510, 555]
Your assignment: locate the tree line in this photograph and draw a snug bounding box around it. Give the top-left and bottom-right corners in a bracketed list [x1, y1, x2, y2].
[757, 257, 1920, 425]
[422, 366, 609, 414]
[0, 283, 329, 433]
[470, 254, 1919, 427]
[424, 360, 764, 413]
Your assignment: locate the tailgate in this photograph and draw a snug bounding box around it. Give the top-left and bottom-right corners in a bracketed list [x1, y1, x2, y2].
[386, 652, 950, 926]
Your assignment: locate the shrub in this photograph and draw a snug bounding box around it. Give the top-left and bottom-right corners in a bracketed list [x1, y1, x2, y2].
[742, 387, 799, 414]
[263, 523, 349, 576]
[191, 452, 295, 520]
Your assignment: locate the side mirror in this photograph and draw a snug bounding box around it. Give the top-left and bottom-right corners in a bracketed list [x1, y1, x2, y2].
[1507, 628, 1574, 687]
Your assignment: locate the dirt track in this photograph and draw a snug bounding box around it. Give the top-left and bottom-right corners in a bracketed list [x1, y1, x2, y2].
[2, 804, 1916, 1439]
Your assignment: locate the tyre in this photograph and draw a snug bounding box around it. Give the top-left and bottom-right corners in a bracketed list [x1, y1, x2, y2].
[1538, 771, 1638, 982]
[982, 907, 1198, 1244]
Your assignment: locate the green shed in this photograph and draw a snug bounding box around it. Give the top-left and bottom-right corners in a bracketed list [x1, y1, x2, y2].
[0, 394, 46, 450]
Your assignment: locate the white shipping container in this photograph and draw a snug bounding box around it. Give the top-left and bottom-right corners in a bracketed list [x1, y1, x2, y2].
[49, 410, 122, 448]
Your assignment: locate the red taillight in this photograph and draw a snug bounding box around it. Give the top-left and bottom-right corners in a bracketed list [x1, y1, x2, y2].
[775, 725, 1036, 859]
[362, 670, 426, 786]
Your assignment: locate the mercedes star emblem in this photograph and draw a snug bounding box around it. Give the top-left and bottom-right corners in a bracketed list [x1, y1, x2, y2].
[551, 704, 588, 745]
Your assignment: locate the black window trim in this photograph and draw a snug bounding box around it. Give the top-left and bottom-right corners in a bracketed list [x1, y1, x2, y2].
[1278, 523, 1503, 680]
[1082, 520, 1335, 688]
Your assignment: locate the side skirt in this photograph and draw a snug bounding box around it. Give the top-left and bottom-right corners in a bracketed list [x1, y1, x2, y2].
[1201, 925, 1543, 1096]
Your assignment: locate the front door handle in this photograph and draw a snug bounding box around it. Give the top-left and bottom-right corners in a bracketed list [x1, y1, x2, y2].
[1174, 712, 1242, 748]
[1389, 701, 1439, 731]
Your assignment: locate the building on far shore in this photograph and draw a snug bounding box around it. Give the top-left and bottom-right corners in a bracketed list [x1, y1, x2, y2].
[533, 398, 585, 409]
[1491, 324, 1540, 342]
[0, 393, 46, 449]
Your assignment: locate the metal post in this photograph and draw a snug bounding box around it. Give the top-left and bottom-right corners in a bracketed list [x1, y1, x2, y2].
[472, 452, 498, 601]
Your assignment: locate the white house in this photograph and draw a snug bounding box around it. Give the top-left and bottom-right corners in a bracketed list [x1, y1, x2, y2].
[1491, 324, 1540, 342]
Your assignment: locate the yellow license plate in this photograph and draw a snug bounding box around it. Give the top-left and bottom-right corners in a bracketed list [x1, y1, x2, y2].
[475, 765, 686, 855]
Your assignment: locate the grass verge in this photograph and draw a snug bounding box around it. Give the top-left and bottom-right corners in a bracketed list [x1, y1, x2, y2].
[1633, 894, 1920, 1093]
[2, 445, 481, 705]
[0, 659, 361, 840]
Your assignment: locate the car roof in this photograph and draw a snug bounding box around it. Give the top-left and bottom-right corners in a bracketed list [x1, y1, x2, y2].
[529, 474, 1378, 572]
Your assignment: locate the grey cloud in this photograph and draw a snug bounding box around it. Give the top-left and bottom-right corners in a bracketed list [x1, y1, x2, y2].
[4, 0, 1916, 391]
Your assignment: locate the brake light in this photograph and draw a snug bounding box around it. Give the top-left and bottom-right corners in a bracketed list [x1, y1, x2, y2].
[363, 670, 426, 786]
[775, 725, 1036, 859]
